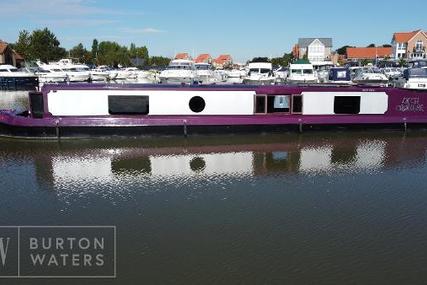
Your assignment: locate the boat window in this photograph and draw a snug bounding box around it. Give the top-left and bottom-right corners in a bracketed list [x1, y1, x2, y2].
[108, 96, 149, 115]
[0, 69, 8, 72]
[189, 96, 205, 113]
[260, 69, 271, 74]
[334, 96, 360, 114]
[303, 69, 313, 74]
[267, 95, 290, 113]
[255, 95, 266, 114]
[29, 92, 44, 118]
[292, 95, 302, 114]
[291, 69, 301, 74]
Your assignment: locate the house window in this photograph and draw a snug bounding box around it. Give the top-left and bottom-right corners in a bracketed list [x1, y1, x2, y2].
[334, 96, 360, 114]
[416, 40, 423, 51]
[108, 95, 149, 115]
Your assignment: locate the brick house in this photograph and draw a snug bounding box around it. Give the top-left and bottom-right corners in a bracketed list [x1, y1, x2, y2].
[391, 30, 427, 60]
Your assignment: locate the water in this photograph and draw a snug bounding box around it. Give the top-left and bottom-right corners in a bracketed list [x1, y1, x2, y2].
[1, 91, 427, 284]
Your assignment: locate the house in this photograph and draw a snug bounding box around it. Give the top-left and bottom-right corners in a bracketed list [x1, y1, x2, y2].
[213, 54, 232, 69]
[174, 53, 191, 60]
[0, 40, 24, 67]
[391, 30, 427, 60]
[346, 47, 392, 61]
[295, 38, 333, 63]
[194, 54, 212, 63]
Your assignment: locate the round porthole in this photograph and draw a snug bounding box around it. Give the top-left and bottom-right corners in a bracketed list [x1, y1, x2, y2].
[189, 96, 205, 113]
[190, 157, 206, 172]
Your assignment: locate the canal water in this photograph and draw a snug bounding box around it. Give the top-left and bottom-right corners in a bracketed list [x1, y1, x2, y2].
[1, 91, 427, 284]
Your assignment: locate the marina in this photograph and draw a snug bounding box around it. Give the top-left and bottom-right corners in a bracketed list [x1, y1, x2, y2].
[2, 0, 427, 283]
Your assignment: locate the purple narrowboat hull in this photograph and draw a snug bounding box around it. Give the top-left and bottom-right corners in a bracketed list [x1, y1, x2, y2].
[0, 83, 427, 139]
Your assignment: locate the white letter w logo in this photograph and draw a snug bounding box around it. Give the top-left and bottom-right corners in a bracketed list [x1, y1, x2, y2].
[0, 238, 10, 266]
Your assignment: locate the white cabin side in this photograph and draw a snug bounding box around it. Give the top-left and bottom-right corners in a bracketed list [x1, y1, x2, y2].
[47, 90, 256, 116]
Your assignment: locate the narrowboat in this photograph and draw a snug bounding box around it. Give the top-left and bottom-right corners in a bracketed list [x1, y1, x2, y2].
[0, 83, 426, 139]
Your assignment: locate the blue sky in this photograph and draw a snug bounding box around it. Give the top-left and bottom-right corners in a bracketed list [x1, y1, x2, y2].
[1, 0, 426, 62]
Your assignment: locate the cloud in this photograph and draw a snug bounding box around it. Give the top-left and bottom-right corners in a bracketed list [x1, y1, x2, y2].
[2, 0, 143, 17]
[121, 28, 166, 34]
[38, 18, 118, 28]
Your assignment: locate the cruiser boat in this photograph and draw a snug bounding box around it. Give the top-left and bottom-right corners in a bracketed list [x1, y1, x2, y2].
[35, 64, 68, 83]
[394, 68, 427, 89]
[195, 63, 221, 84]
[55, 59, 91, 82]
[326, 67, 353, 85]
[158, 59, 198, 84]
[1, 83, 427, 139]
[352, 67, 389, 86]
[0, 65, 39, 90]
[243, 62, 276, 85]
[287, 62, 318, 83]
[225, 69, 246, 84]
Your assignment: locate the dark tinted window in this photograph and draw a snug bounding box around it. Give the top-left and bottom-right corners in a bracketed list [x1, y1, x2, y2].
[29, 92, 44, 118]
[292, 96, 302, 113]
[108, 96, 149, 115]
[267, 95, 290, 113]
[255, 96, 266, 113]
[334, 96, 360, 114]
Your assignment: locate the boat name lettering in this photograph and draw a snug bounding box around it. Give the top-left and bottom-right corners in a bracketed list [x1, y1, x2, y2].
[396, 97, 424, 112]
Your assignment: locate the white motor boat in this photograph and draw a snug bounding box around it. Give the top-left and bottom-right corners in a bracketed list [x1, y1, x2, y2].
[90, 66, 113, 81]
[0, 64, 37, 78]
[158, 59, 198, 84]
[243, 62, 276, 85]
[34, 64, 68, 83]
[352, 67, 389, 86]
[195, 63, 221, 84]
[287, 62, 318, 83]
[55, 59, 91, 82]
[225, 69, 246, 84]
[396, 68, 427, 89]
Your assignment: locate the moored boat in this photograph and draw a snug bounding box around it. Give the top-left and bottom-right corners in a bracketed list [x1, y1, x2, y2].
[0, 83, 427, 139]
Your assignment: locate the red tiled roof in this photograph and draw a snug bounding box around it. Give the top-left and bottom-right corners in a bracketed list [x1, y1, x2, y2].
[194, 54, 211, 63]
[393, 30, 419, 43]
[175, 53, 190, 60]
[214, 54, 232, 64]
[346, 47, 392, 59]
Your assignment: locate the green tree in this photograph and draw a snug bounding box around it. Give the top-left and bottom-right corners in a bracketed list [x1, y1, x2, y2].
[398, 57, 407, 67]
[271, 52, 294, 66]
[149, 56, 171, 67]
[69, 43, 88, 63]
[29, 28, 66, 62]
[250, 57, 270, 63]
[382, 44, 392, 47]
[336, 45, 353, 55]
[13, 30, 31, 59]
[367, 43, 376, 48]
[91, 39, 98, 64]
[97, 41, 130, 67]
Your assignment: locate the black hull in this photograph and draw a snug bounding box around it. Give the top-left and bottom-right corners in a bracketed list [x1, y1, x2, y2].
[0, 122, 426, 139]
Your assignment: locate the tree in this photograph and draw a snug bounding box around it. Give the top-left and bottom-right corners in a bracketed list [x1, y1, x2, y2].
[336, 45, 353, 55]
[250, 57, 270, 63]
[13, 30, 31, 59]
[149, 56, 171, 67]
[271, 52, 294, 66]
[382, 44, 392, 47]
[367, 43, 376, 48]
[69, 43, 88, 63]
[97, 41, 131, 67]
[398, 57, 407, 67]
[29, 28, 66, 62]
[91, 39, 98, 64]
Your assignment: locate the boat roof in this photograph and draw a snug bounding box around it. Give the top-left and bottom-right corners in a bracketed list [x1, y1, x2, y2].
[0, 64, 17, 69]
[248, 62, 272, 69]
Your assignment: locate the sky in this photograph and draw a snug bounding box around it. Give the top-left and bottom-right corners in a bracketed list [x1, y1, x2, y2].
[1, 0, 426, 62]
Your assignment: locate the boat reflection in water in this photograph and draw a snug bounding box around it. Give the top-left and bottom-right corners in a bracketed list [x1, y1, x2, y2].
[22, 132, 426, 197]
